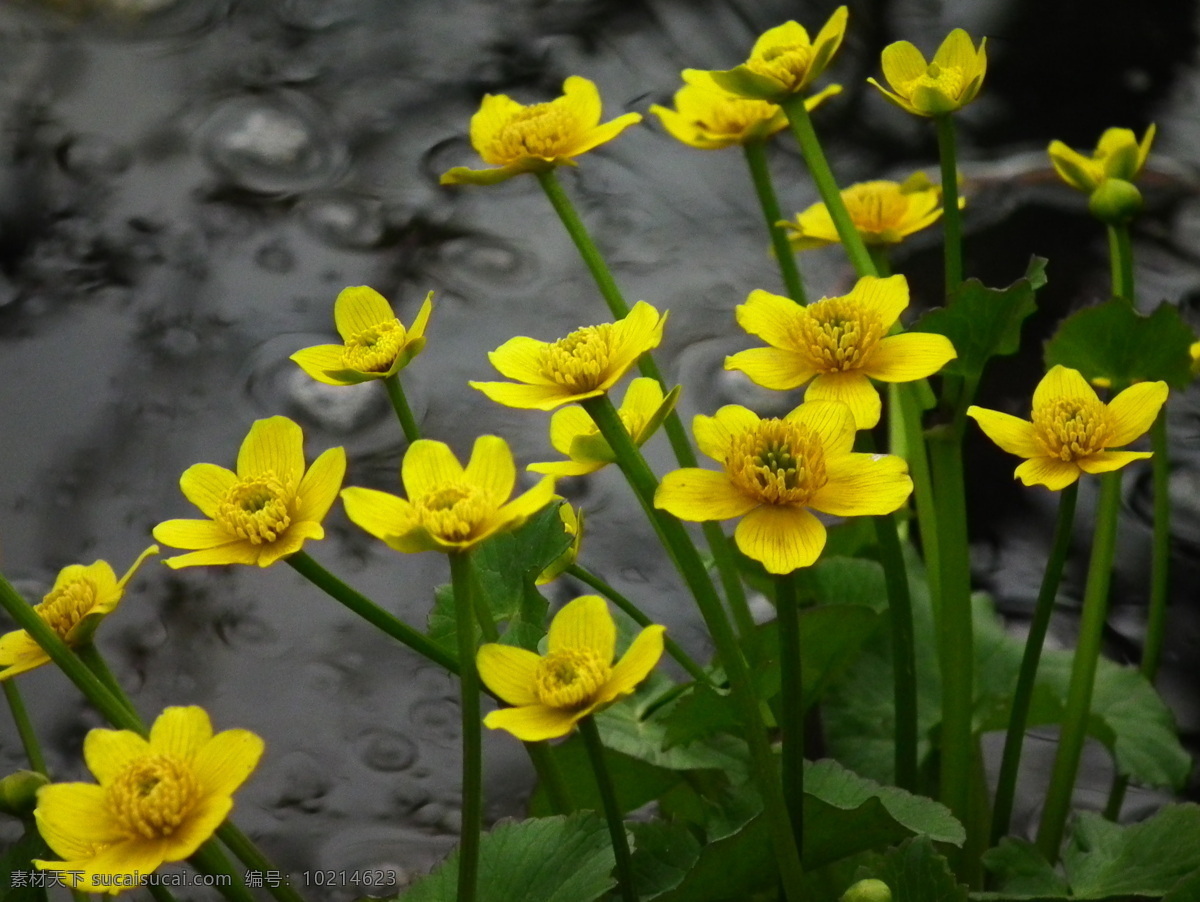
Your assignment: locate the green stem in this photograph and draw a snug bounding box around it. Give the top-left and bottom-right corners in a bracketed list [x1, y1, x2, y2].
[383, 374, 421, 444]
[3, 681, 47, 774]
[868, 246, 893, 278]
[774, 572, 805, 855]
[875, 513, 918, 792]
[579, 716, 638, 902]
[145, 882, 178, 902]
[189, 839, 258, 902]
[580, 395, 805, 897]
[1036, 472, 1123, 862]
[743, 140, 807, 303]
[991, 482, 1079, 843]
[75, 643, 139, 721]
[216, 824, 309, 902]
[934, 115, 964, 296]
[449, 552, 482, 902]
[566, 563, 709, 683]
[899, 383, 941, 615]
[287, 551, 458, 673]
[1107, 224, 1135, 303]
[780, 96, 876, 279]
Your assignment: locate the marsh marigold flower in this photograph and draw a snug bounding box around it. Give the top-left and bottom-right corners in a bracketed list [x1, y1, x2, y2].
[655, 401, 912, 573]
[869, 29, 987, 117]
[470, 301, 667, 411]
[153, 416, 346, 568]
[341, 436, 556, 554]
[705, 9, 849, 101]
[782, 173, 957, 251]
[0, 547, 158, 681]
[33, 706, 263, 894]
[439, 76, 641, 186]
[1048, 125, 1156, 194]
[477, 594, 665, 741]
[967, 365, 1167, 491]
[535, 504, 583, 586]
[725, 275, 956, 429]
[290, 287, 432, 385]
[528, 377, 679, 477]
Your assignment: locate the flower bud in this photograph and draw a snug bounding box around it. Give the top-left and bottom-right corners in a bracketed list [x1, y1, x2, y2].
[1088, 178, 1143, 225]
[0, 770, 49, 818]
[841, 878, 892, 902]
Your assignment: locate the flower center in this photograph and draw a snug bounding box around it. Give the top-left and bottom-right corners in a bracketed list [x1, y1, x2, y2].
[216, 473, 293, 544]
[904, 62, 964, 100]
[416, 482, 490, 541]
[36, 580, 97, 640]
[794, 297, 884, 372]
[540, 325, 614, 393]
[534, 647, 612, 709]
[843, 183, 911, 237]
[1033, 398, 1112, 461]
[490, 103, 576, 162]
[751, 42, 813, 89]
[701, 96, 779, 136]
[342, 320, 406, 372]
[725, 419, 828, 506]
[107, 755, 201, 841]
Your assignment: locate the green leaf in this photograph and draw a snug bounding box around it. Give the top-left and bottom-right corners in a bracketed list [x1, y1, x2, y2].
[628, 821, 702, 899]
[856, 836, 968, 902]
[795, 556, 889, 611]
[981, 838, 1070, 898]
[1043, 298, 1196, 390]
[529, 733, 684, 817]
[911, 257, 1046, 380]
[1066, 806, 1200, 898]
[395, 813, 615, 902]
[0, 820, 52, 902]
[598, 696, 750, 776]
[660, 683, 740, 750]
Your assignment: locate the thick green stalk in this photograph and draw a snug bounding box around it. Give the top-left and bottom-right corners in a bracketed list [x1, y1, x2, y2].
[774, 572, 805, 854]
[287, 551, 458, 673]
[934, 115, 964, 296]
[146, 882, 178, 902]
[216, 824, 309, 902]
[189, 840, 258, 902]
[3, 681, 47, 774]
[448, 552, 482, 902]
[1107, 224, 1135, 303]
[874, 513, 918, 792]
[899, 384, 941, 613]
[76, 643, 140, 722]
[579, 716, 638, 902]
[991, 483, 1079, 843]
[383, 374, 421, 444]
[1036, 472, 1123, 861]
[743, 140, 807, 303]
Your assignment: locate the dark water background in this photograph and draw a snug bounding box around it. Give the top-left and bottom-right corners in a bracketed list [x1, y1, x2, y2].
[2, 0, 1200, 897]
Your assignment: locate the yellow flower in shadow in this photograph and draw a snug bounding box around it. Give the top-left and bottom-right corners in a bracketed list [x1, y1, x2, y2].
[470, 301, 668, 411]
[341, 436, 556, 554]
[535, 504, 583, 586]
[869, 29, 987, 116]
[290, 287, 432, 385]
[1048, 125, 1156, 193]
[153, 417, 346, 568]
[477, 595, 665, 741]
[655, 401, 912, 574]
[440, 76, 642, 186]
[0, 547, 158, 681]
[33, 706, 263, 895]
[725, 275, 957, 429]
[967, 365, 1168, 491]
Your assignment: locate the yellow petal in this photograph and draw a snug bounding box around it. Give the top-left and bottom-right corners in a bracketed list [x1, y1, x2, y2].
[149, 706, 213, 760]
[880, 40, 928, 91]
[114, 545, 160, 593]
[1033, 365, 1097, 412]
[334, 286, 395, 339]
[470, 92, 526, 161]
[807, 5, 850, 84]
[402, 440, 466, 500]
[291, 345, 355, 386]
[254, 523, 320, 567]
[83, 728, 150, 783]
[37, 837, 167, 895]
[547, 405, 596, 456]
[159, 793, 233, 863]
[862, 332, 957, 381]
[179, 463, 238, 518]
[785, 202, 841, 250]
[476, 643, 542, 706]
[600, 624, 666, 705]
[694, 405, 762, 463]
[619, 377, 664, 419]
[736, 289, 804, 349]
[548, 595, 615, 660]
[440, 163, 528, 186]
[867, 78, 919, 116]
[471, 380, 578, 411]
[33, 783, 121, 858]
[1048, 140, 1101, 192]
[813, 454, 912, 516]
[484, 704, 582, 741]
[488, 335, 552, 383]
[1015, 457, 1082, 491]
[464, 435, 517, 506]
[192, 728, 265, 798]
[236, 416, 305, 484]
[341, 487, 417, 544]
[492, 475, 557, 532]
[152, 518, 234, 551]
[607, 301, 666, 382]
[0, 630, 50, 680]
[784, 399, 856, 457]
[294, 445, 348, 524]
[570, 112, 643, 156]
[846, 274, 909, 330]
[1137, 124, 1157, 173]
[734, 505, 826, 574]
[527, 458, 604, 477]
[562, 76, 602, 130]
[805, 372, 882, 429]
[1105, 381, 1168, 446]
[725, 347, 816, 391]
[932, 29, 980, 76]
[655, 468, 758, 521]
[966, 407, 1040, 458]
[162, 543, 260, 569]
[1076, 450, 1152, 475]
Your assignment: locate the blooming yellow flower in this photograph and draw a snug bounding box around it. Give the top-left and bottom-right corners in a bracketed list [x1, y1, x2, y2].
[290, 287, 432, 385]
[1048, 125, 1156, 193]
[655, 401, 912, 574]
[528, 378, 680, 477]
[477, 595, 665, 741]
[967, 365, 1168, 491]
[0, 547, 158, 681]
[868, 29, 987, 117]
[704, 9, 849, 101]
[153, 416, 346, 568]
[535, 504, 583, 586]
[724, 275, 957, 429]
[470, 301, 668, 411]
[341, 436, 556, 554]
[33, 706, 263, 894]
[1190, 340, 1200, 378]
[439, 76, 642, 186]
[782, 173, 958, 251]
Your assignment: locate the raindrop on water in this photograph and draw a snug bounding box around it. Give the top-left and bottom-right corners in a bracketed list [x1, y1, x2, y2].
[358, 728, 418, 773]
[296, 193, 386, 249]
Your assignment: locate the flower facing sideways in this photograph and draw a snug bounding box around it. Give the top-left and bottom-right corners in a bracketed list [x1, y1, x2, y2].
[33, 706, 263, 894]
[0, 547, 158, 681]
[1048, 125, 1156, 193]
[470, 301, 668, 411]
[153, 416, 346, 568]
[725, 275, 957, 429]
[535, 504, 583, 586]
[869, 29, 987, 117]
[440, 76, 642, 186]
[290, 287, 432, 385]
[341, 436, 556, 554]
[967, 365, 1168, 491]
[655, 401, 912, 574]
[477, 595, 665, 741]
[705, 9, 849, 101]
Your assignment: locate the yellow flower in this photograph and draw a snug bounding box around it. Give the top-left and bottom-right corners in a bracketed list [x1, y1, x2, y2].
[0, 547, 158, 681]
[782, 173, 958, 251]
[341, 436, 556, 554]
[1048, 125, 1156, 193]
[655, 401, 912, 574]
[724, 275, 957, 429]
[1190, 340, 1200, 378]
[439, 76, 642, 186]
[153, 416, 346, 568]
[535, 504, 583, 586]
[967, 365, 1168, 491]
[650, 71, 841, 149]
[290, 287, 432, 385]
[33, 706, 263, 895]
[477, 595, 665, 741]
[868, 29, 987, 117]
[470, 301, 668, 411]
[528, 378, 680, 477]
[704, 9, 849, 101]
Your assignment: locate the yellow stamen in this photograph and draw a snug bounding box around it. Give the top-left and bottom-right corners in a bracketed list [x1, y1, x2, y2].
[725, 419, 828, 505]
[342, 320, 406, 372]
[491, 104, 575, 161]
[216, 473, 293, 544]
[1033, 398, 1112, 461]
[904, 63, 964, 100]
[541, 325, 614, 393]
[534, 647, 612, 709]
[107, 755, 201, 840]
[752, 43, 813, 86]
[416, 482, 489, 541]
[843, 184, 911, 233]
[36, 580, 97, 639]
[796, 297, 885, 372]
